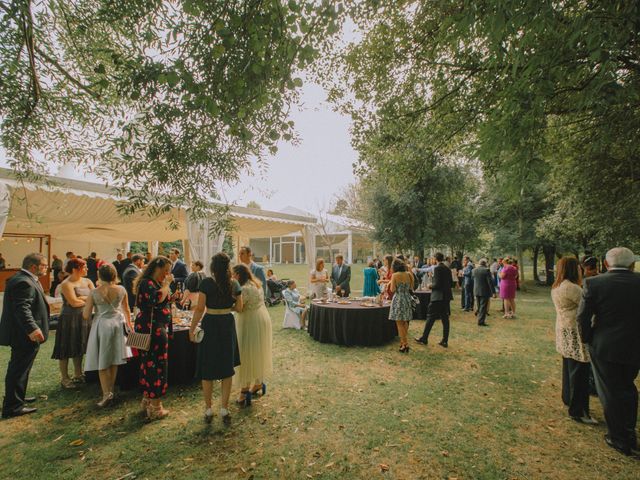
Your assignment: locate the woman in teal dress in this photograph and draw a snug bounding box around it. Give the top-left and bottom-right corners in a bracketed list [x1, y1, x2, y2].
[362, 261, 380, 297]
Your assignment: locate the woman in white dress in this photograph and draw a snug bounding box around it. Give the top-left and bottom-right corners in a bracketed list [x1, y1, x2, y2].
[232, 264, 273, 406]
[83, 264, 133, 407]
[308, 258, 329, 299]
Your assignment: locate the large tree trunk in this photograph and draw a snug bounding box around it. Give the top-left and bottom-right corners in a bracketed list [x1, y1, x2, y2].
[532, 245, 540, 283]
[543, 244, 556, 286]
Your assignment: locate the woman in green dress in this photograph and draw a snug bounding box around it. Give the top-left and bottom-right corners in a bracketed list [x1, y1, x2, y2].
[362, 261, 381, 297]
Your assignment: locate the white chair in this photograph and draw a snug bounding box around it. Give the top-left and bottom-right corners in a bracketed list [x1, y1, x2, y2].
[282, 303, 302, 329]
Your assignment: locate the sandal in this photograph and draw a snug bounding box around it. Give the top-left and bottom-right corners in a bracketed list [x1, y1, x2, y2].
[147, 404, 169, 420]
[236, 391, 252, 407]
[97, 392, 114, 408]
[250, 383, 266, 396]
[61, 379, 76, 389]
[71, 375, 86, 384]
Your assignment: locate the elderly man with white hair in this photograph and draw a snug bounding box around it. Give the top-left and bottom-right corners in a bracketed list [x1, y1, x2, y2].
[577, 247, 640, 456]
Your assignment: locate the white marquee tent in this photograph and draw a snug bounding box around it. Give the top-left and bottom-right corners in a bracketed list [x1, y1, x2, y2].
[0, 168, 316, 276]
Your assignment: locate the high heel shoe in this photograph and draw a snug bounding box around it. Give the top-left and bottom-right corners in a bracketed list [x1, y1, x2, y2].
[236, 391, 252, 407]
[97, 392, 114, 408]
[251, 383, 266, 397]
[147, 403, 169, 420]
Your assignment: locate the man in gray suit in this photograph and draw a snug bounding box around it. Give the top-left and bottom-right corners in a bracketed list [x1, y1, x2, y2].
[472, 258, 496, 326]
[577, 247, 640, 456]
[331, 254, 351, 297]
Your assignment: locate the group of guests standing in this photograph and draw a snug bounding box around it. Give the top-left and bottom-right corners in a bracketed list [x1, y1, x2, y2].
[1, 248, 273, 427]
[452, 256, 519, 320]
[551, 247, 640, 456]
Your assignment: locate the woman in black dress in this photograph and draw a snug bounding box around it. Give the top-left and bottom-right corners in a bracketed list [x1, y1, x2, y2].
[189, 252, 243, 426]
[134, 256, 174, 420]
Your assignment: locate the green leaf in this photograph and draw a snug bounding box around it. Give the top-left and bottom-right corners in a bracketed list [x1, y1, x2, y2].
[268, 130, 280, 141]
[166, 71, 179, 87]
[292, 77, 303, 87]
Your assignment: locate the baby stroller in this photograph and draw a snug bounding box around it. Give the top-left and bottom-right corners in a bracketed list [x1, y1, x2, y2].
[266, 278, 287, 306]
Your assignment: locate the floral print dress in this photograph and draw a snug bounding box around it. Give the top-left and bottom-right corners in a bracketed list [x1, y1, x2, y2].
[134, 279, 172, 399]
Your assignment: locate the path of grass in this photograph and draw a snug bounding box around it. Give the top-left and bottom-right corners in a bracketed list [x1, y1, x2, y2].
[0, 267, 638, 479]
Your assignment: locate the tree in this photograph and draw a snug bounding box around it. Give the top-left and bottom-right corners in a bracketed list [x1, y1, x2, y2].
[246, 201, 261, 210]
[316, 202, 339, 262]
[330, 0, 640, 257]
[0, 0, 344, 222]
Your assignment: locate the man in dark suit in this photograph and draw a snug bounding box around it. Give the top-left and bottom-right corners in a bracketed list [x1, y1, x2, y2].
[472, 258, 495, 326]
[577, 247, 640, 456]
[86, 252, 98, 285]
[120, 251, 133, 272]
[168, 248, 189, 290]
[331, 254, 351, 297]
[122, 254, 145, 312]
[0, 253, 49, 418]
[113, 253, 125, 282]
[415, 252, 453, 347]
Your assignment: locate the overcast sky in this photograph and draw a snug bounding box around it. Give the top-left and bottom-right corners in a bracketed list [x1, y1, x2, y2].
[222, 80, 357, 214]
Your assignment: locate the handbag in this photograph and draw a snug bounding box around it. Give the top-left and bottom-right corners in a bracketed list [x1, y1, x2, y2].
[193, 326, 204, 343]
[410, 293, 420, 309]
[126, 306, 153, 351]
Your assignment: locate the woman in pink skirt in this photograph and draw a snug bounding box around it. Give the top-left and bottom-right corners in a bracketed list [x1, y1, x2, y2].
[499, 258, 518, 318]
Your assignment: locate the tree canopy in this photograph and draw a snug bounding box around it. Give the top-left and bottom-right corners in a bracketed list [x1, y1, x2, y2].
[329, 0, 640, 255]
[0, 0, 343, 222]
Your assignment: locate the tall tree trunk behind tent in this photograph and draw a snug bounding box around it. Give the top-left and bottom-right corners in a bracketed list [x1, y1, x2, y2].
[532, 245, 540, 283]
[543, 244, 556, 286]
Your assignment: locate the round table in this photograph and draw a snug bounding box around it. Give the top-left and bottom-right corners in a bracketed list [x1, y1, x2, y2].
[307, 301, 397, 346]
[413, 290, 432, 320]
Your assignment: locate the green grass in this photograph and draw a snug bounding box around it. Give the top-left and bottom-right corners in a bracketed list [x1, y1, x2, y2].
[1, 269, 638, 479]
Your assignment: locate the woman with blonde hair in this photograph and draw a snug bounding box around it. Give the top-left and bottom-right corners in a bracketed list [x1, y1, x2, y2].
[551, 256, 596, 424]
[232, 264, 272, 406]
[308, 257, 329, 299]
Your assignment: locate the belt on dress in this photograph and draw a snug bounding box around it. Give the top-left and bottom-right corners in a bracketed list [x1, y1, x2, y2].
[206, 308, 233, 315]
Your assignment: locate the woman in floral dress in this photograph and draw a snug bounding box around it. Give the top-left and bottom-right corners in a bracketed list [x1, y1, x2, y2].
[134, 256, 174, 420]
[389, 258, 414, 353]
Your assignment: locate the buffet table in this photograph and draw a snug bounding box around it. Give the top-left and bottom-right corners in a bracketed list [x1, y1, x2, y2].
[86, 320, 198, 390]
[307, 300, 397, 346]
[413, 290, 432, 320]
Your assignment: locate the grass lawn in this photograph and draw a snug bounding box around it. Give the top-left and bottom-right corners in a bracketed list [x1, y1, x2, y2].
[0, 265, 638, 479]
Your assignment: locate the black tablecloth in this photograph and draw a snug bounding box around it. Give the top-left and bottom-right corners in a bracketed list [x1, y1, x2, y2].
[413, 291, 431, 320]
[86, 328, 197, 390]
[308, 302, 397, 346]
[168, 328, 198, 385]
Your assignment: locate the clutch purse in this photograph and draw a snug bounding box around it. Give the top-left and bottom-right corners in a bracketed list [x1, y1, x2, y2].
[193, 327, 204, 343]
[126, 308, 153, 351]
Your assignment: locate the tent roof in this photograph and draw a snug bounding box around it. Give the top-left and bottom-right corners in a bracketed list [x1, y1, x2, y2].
[0, 168, 315, 242]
